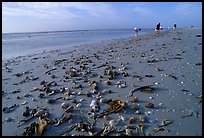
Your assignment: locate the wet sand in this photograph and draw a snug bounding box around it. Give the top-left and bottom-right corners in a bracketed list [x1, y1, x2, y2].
[2, 28, 202, 136]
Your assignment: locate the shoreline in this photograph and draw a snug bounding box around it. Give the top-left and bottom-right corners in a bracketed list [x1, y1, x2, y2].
[2, 28, 202, 136]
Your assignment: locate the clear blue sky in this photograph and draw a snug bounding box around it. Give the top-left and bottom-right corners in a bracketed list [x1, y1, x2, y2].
[2, 2, 202, 33]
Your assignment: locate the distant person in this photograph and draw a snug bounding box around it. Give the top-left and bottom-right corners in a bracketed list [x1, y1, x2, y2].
[173, 23, 177, 31]
[155, 23, 161, 33]
[134, 27, 141, 37]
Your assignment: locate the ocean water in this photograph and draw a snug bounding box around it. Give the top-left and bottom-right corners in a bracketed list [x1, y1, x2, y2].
[2, 29, 154, 59]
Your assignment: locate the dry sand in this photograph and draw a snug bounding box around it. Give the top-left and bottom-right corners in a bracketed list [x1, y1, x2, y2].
[2, 28, 202, 136]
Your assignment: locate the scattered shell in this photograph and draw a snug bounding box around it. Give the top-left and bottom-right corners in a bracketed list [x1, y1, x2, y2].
[149, 97, 154, 100]
[129, 117, 136, 123]
[65, 106, 74, 113]
[100, 98, 107, 103]
[76, 103, 81, 108]
[21, 101, 27, 105]
[34, 110, 44, 117]
[77, 91, 83, 95]
[104, 80, 111, 85]
[145, 102, 154, 108]
[6, 117, 13, 122]
[147, 118, 157, 124]
[139, 116, 145, 123]
[135, 110, 141, 114]
[90, 100, 97, 107]
[130, 97, 138, 103]
[109, 119, 120, 130]
[36, 117, 48, 136]
[107, 99, 125, 113]
[61, 102, 69, 109]
[23, 93, 30, 97]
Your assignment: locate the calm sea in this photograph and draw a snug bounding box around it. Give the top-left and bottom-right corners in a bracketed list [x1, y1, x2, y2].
[2, 29, 154, 59]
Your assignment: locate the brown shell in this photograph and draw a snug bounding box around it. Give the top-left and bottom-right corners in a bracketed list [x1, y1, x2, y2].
[129, 117, 136, 123]
[107, 99, 125, 113]
[145, 102, 154, 108]
[130, 97, 138, 103]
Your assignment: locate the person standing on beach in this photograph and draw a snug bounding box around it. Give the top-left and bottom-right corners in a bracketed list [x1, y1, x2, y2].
[156, 23, 161, 34]
[134, 27, 139, 37]
[173, 23, 177, 31]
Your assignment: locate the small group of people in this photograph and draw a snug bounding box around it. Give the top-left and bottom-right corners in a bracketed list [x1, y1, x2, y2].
[133, 23, 177, 37]
[155, 23, 177, 33]
[133, 27, 141, 37]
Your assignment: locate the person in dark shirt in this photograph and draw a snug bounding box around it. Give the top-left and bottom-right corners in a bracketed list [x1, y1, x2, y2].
[173, 23, 177, 31]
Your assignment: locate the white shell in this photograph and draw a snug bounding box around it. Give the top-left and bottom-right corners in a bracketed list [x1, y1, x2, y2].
[61, 102, 68, 109]
[76, 103, 81, 108]
[21, 101, 27, 105]
[90, 100, 97, 107]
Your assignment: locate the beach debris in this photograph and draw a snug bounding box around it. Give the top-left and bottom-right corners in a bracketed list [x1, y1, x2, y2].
[54, 114, 73, 126]
[89, 80, 98, 90]
[107, 99, 125, 113]
[2, 104, 19, 113]
[65, 68, 78, 77]
[35, 117, 48, 136]
[163, 74, 178, 80]
[158, 119, 173, 127]
[21, 101, 28, 105]
[135, 110, 142, 114]
[104, 67, 117, 79]
[104, 80, 111, 85]
[65, 106, 74, 113]
[196, 34, 202, 37]
[148, 127, 169, 134]
[38, 93, 45, 98]
[137, 123, 145, 136]
[45, 67, 57, 74]
[6, 117, 13, 122]
[129, 117, 136, 124]
[139, 116, 146, 123]
[22, 122, 38, 136]
[76, 103, 82, 108]
[61, 102, 69, 109]
[46, 97, 62, 104]
[145, 102, 154, 108]
[129, 85, 155, 96]
[156, 67, 164, 71]
[11, 88, 21, 94]
[109, 119, 121, 130]
[181, 110, 193, 118]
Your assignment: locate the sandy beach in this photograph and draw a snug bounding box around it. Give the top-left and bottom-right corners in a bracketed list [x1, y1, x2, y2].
[2, 28, 202, 136]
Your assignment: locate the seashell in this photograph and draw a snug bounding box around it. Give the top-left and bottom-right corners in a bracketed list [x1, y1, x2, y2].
[6, 117, 12, 122]
[79, 98, 84, 102]
[145, 102, 154, 108]
[76, 103, 81, 108]
[139, 116, 145, 123]
[34, 110, 44, 117]
[16, 96, 21, 99]
[129, 117, 136, 123]
[104, 80, 111, 85]
[86, 92, 91, 97]
[38, 93, 45, 98]
[101, 89, 108, 95]
[107, 99, 125, 113]
[21, 101, 27, 105]
[61, 102, 68, 109]
[149, 97, 154, 100]
[131, 105, 140, 110]
[125, 128, 133, 136]
[46, 99, 55, 104]
[100, 98, 107, 103]
[23, 93, 30, 97]
[130, 97, 138, 103]
[77, 91, 83, 95]
[90, 100, 97, 107]
[32, 98, 37, 101]
[135, 110, 141, 114]
[147, 118, 157, 124]
[109, 119, 120, 130]
[31, 108, 37, 115]
[158, 103, 163, 106]
[65, 106, 74, 113]
[102, 115, 108, 120]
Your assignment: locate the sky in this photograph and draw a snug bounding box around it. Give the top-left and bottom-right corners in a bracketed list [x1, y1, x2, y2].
[2, 2, 202, 33]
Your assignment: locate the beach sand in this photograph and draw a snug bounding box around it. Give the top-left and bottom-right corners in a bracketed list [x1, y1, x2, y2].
[2, 28, 202, 136]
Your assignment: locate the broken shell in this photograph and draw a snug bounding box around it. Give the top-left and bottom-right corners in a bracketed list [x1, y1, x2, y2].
[130, 97, 138, 103]
[90, 100, 97, 107]
[139, 116, 145, 123]
[145, 102, 154, 108]
[21, 101, 28, 105]
[35, 117, 48, 136]
[23, 111, 30, 117]
[77, 91, 83, 95]
[61, 102, 69, 109]
[129, 117, 136, 123]
[34, 110, 44, 117]
[109, 119, 120, 130]
[100, 98, 107, 103]
[65, 106, 74, 113]
[23, 93, 30, 97]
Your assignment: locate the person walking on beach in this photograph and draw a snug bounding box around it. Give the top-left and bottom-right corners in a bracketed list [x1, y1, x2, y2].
[155, 23, 161, 34]
[134, 27, 140, 37]
[173, 23, 177, 31]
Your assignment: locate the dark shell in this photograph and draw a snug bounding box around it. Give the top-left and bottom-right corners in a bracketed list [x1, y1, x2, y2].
[145, 102, 154, 108]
